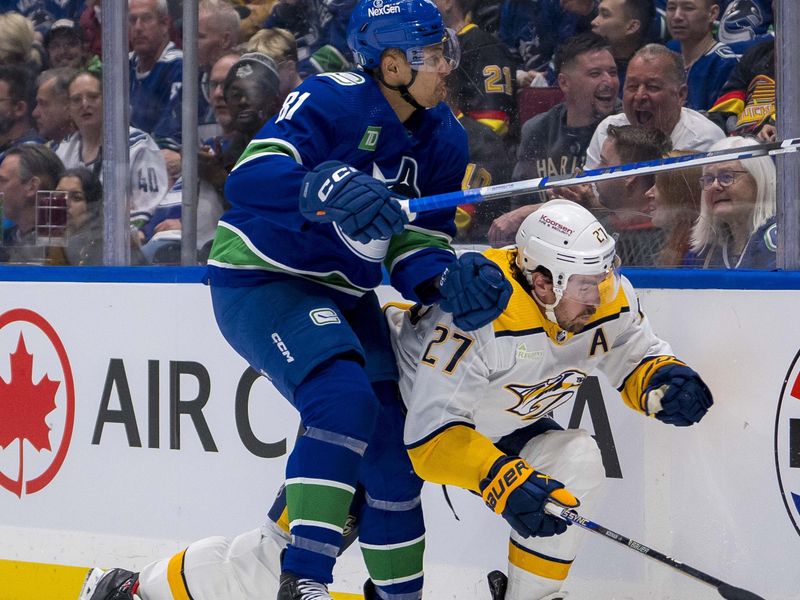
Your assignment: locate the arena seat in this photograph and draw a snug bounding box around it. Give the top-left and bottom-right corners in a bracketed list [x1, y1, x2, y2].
[517, 86, 564, 125]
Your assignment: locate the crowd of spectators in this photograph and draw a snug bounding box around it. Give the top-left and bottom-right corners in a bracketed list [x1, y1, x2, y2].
[0, 0, 781, 269]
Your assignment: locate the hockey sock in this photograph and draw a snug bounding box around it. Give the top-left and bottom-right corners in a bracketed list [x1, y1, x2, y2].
[282, 358, 379, 583]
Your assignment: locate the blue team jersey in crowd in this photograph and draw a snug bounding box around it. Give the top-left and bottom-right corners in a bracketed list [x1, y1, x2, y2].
[207, 71, 468, 302]
[666, 39, 739, 111]
[129, 42, 183, 149]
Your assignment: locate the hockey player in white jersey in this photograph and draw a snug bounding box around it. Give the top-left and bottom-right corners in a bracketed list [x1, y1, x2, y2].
[78, 200, 712, 600]
[391, 198, 713, 599]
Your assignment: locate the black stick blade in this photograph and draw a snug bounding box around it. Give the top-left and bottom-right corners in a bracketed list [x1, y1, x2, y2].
[718, 583, 766, 600]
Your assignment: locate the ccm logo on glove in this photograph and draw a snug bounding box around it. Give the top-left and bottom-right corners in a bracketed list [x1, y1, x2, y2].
[317, 166, 355, 203]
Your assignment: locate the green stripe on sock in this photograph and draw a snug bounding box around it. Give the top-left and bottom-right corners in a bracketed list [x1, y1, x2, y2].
[362, 537, 425, 582]
[285, 482, 354, 528]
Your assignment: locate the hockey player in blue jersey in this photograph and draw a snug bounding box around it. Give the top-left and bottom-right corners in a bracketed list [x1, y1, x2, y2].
[78, 1, 512, 599]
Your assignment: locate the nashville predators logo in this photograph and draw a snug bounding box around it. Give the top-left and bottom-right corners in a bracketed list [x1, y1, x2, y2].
[506, 370, 587, 420]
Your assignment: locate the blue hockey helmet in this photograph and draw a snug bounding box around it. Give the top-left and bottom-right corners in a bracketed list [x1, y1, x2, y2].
[347, 0, 458, 71]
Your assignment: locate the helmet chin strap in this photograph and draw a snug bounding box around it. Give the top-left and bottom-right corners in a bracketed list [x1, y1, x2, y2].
[523, 268, 562, 326]
[377, 69, 426, 111]
[532, 290, 561, 326]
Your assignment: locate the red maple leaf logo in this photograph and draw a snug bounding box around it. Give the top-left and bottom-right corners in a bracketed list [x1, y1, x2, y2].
[0, 333, 60, 458]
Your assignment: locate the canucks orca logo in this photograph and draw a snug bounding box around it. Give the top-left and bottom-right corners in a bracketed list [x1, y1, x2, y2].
[718, 0, 766, 43]
[506, 370, 587, 420]
[333, 157, 420, 261]
[776, 349, 800, 538]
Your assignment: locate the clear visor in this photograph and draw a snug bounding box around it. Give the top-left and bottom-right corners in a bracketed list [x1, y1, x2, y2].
[559, 256, 621, 307]
[405, 28, 460, 72]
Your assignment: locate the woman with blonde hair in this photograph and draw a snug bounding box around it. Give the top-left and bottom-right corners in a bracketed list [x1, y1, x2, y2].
[644, 151, 703, 267]
[0, 12, 40, 69]
[690, 135, 777, 269]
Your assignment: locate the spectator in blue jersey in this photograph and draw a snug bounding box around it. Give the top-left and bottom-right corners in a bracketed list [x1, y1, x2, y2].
[0, 65, 43, 163]
[690, 135, 776, 269]
[33, 67, 78, 145]
[665, 0, 739, 111]
[591, 0, 654, 90]
[584, 44, 724, 170]
[54, 69, 168, 233]
[128, 0, 183, 181]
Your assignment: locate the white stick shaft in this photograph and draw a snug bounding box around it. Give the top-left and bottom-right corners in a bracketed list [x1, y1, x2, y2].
[403, 137, 800, 216]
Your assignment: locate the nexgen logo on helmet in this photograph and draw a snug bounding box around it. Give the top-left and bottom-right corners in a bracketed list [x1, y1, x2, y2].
[347, 0, 459, 72]
[368, 2, 400, 16]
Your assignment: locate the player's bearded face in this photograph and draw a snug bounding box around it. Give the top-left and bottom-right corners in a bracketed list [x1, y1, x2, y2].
[552, 270, 618, 332]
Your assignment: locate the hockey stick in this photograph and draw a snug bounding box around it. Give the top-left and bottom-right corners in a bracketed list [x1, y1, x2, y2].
[543, 502, 765, 600]
[398, 137, 800, 218]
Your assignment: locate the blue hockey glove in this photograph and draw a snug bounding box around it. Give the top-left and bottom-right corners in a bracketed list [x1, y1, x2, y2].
[438, 252, 512, 331]
[645, 363, 713, 427]
[299, 160, 408, 243]
[479, 455, 577, 538]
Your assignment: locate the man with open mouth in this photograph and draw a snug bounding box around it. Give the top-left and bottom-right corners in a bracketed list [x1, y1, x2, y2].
[583, 42, 724, 170]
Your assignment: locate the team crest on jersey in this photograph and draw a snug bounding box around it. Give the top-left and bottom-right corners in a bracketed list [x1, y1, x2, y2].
[775, 348, 800, 538]
[505, 370, 587, 420]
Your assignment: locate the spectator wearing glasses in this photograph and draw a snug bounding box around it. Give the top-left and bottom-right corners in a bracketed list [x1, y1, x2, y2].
[54, 69, 168, 232]
[196, 0, 241, 138]
[690, 135, 776, 269]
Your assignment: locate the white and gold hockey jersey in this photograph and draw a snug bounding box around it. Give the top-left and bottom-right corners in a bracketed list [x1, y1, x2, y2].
[388, 247, 686, 493]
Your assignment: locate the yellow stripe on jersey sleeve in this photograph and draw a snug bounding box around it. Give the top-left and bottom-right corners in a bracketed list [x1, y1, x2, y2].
[618, 355, 687, 413]
[407, 424, 505, 492]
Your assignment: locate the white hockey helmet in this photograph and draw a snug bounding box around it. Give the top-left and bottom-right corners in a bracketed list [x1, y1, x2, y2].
[515, 199, 619, 322]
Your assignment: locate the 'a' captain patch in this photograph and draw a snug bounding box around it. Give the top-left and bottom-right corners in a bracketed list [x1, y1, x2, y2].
[358, 126, 381, 151]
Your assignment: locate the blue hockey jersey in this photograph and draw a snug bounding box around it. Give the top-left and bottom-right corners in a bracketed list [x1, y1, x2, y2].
[207, 71, 468, 302]
[129, 42, 183, 149]
[666, 40, 739, 111]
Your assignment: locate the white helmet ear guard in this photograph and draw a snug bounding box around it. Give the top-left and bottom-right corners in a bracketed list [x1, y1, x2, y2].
[515, 199, 619, 323]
